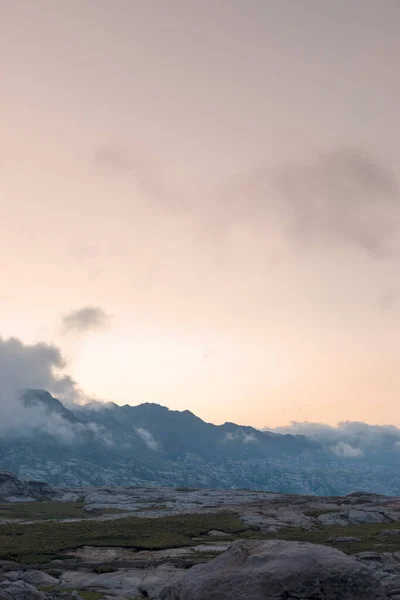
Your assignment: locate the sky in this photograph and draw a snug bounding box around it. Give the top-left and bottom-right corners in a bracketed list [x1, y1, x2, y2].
[1, 0, 400, 428]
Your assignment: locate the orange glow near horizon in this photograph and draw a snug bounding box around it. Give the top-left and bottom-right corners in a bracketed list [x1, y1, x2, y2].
[1, 1, 400, 428]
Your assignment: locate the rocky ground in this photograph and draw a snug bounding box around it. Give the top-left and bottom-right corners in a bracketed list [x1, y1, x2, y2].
[2, 471, 400, 599]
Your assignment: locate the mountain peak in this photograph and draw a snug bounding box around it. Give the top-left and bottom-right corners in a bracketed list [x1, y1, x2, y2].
[21, 389, 80, 423]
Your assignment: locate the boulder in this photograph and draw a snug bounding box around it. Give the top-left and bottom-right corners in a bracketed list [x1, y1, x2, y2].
[0, 580, 82, 600]
[0, 581, 46, 600]
[61, 564, 185, 598]
[160, 540, 388, 600]
[318, 509, 392, 526]
[0, 471, 54, 502]
[16, 570, 60, 587]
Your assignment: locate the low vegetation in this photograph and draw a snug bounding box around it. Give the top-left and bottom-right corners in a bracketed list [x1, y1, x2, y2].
[0, 500, 88, 521]
[0, 500, 124, 521]
[92, 563, 118, 574]
[266, 521, 400, 554]
[39, 587, 103, 600]
[0, 511, 246, 563]
[2, 503, 400, 567]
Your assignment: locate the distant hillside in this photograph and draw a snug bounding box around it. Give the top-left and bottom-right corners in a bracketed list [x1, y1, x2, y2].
[0, 389, 399, 495]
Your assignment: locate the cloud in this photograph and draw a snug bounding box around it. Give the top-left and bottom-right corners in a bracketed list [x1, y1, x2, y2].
[62, 306, 110, 333]
[274, 148, 400, 256]
[331, 442, 363, 458]
[270, 420, 400, 455]
[135, 427, 159, 451]
[224, 430, 258, 444]
[93, 142, 202, 219]
[91, 144, 400, 264]
[379, 292, 398, 312]
[0, 335, 78, 437]
[93, 145, 132, 174]
[211, 147, 400, 257]
[243, 432, 258, 444]
[86, 422, 115, 447]
[0, 335, 112, 444]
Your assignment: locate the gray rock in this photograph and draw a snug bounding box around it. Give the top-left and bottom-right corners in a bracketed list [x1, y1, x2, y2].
[348, 509, 392, 525]
[61, 564, 185, 599]
[160, 539, 388, 600]
[206, 530, 233, 538]
[0, 581, 46, 600]
[0, 579, 82, 600]
[14, 570, 60, 587]
[354, 552, 400, 591]
[318, 508, 392, 526]
[380, 530, 400, 537]
[0, 471, 54, 502]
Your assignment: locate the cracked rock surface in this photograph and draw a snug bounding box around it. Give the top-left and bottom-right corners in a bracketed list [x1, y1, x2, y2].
[160, 539, 389, 599]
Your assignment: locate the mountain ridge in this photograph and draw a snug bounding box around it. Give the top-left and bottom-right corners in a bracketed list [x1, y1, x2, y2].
[0, 389, 399, 495]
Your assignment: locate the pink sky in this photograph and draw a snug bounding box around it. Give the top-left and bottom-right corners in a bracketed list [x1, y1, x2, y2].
[1, 0, 400, 427]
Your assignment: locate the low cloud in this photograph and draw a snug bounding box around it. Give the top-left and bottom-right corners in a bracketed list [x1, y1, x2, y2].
[0, 335, 77, 402]
[86, 422, 115, 447]
[224, 430, 258, 444]
[62, 306, 110, 333]
[269, 420, 400, 455]
[135, 427, 159, 451]
[0, 335, 110, 444]
[243, 432, 258, 444]
[0, 335, 77, 436]
[331, 442, 363, 458]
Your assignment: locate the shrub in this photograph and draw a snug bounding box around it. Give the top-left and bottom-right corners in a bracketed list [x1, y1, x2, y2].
[93, 564, 118, 574]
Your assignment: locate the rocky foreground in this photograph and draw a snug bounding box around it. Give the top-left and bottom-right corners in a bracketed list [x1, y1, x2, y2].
[2, 471, 400, 599]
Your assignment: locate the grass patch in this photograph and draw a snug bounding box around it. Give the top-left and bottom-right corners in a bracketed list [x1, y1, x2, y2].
[77, 593, 103, 600]
[92, 564, 118, 574]
[3, 506, 399, 566]
[0, 501, 126, 522]
[39, 587, 103, 600]
[266, 521, 400, 554]
[0, 501, 89, 521]
[0, 511, 245, 563]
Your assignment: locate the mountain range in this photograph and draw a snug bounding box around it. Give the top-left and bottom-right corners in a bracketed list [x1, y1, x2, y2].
[1, 389, 400, 495]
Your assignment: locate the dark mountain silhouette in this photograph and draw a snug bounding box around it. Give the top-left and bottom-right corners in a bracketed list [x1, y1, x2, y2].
[0, 390, 399, 495]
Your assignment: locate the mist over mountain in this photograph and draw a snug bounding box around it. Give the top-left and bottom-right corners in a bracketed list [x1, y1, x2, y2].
[1, 389, 400, 496]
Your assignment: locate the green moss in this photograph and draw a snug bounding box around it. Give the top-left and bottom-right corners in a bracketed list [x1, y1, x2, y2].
[4, 502, 399, 567]
[39, 588, 103, 600]
[0, 501, 90, 521]
[0, 511, 245, 563]
[92, 564, 118, 574]
[0, 501, 128, 522]
[266, 521, 400, 554]
[78, 593, 104, 600]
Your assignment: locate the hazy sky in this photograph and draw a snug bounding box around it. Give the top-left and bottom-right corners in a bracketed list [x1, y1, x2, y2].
[1, 0, 400, 427]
